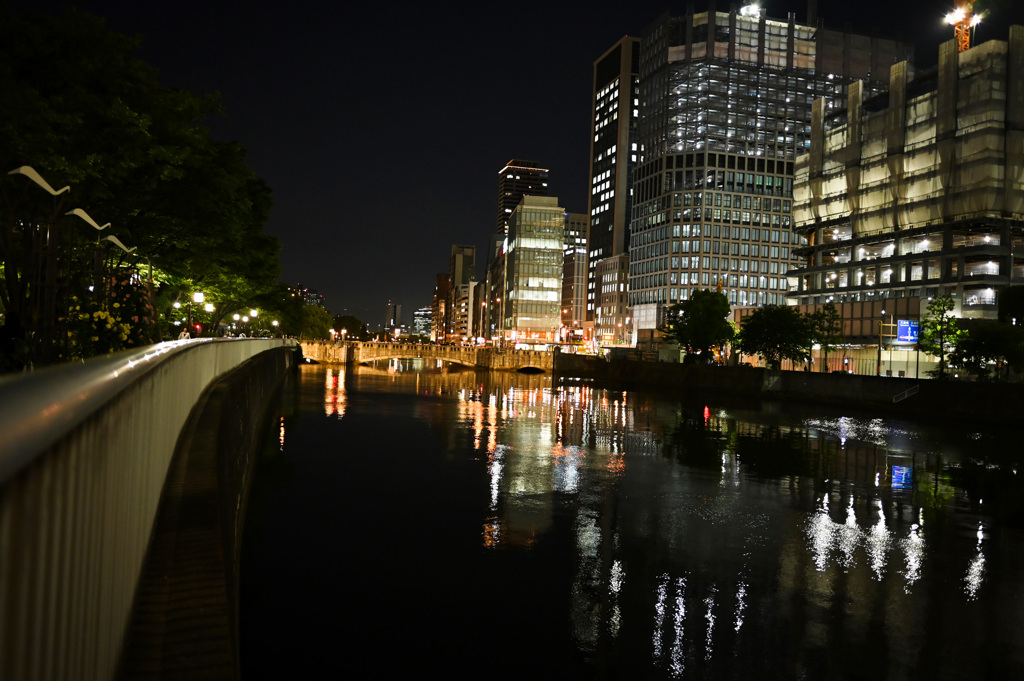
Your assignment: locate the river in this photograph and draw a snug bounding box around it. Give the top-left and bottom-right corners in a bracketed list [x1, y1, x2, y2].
[239, 360, 1024, 680]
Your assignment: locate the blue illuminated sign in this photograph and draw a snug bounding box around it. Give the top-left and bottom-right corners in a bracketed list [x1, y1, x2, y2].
[892, 466, 913, 489]
[897, 319, 919, 343]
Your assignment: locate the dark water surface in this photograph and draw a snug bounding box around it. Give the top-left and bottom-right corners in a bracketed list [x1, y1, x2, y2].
[240, 362, 1024, 680]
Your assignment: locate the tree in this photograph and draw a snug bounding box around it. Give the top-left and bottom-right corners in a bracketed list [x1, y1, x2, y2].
[1, 6, 281, 364]
[997, 285, 1024, 326]
[301, 305, 332, 340]
[809, 302, 844, 372]
[658, 289, 734, 362]
[332, 314, 370, 341]
[918, 295, 963, 379]
[736, 305, 812, 370]
[950, 321, 1024, 381]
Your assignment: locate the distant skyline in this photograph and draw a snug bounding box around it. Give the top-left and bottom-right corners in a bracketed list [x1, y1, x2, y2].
[10, 0, 1024, 323]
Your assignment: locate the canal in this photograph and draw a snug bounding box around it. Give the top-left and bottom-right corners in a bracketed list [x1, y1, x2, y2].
[240, 361, 1024, 679]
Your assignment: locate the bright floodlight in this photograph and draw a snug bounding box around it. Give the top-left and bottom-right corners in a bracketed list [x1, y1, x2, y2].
[946, 9, 965, 24]
[740, 4, 760, 17]
[204, 303, 214, 313]
[193, 291, 205, 304]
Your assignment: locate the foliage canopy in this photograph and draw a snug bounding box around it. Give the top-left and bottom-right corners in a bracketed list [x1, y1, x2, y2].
[0, 6, 281, 366]
[735, 305, 812, 370]
[658, 289, 733, 361]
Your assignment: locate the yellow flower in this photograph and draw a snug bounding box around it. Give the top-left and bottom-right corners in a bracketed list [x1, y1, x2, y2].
[90, 336, 99, 342]
[113, 303, 120, 309]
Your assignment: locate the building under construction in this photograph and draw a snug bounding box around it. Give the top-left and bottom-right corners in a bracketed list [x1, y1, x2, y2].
[789, 27, 1024, 335]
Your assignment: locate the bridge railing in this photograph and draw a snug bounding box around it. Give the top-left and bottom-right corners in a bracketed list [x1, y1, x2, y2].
[0, 338, 297, 681]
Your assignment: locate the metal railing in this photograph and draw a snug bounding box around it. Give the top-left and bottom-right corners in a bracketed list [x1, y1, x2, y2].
[893, 385, 921, 403]
[0, 338, 296, 681]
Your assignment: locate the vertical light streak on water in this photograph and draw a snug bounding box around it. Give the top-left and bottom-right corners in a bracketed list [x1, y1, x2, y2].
[489, 445, 505, 511]
[670, 577, 687, 678]
[867, 499, 892, 580]
[652, 574, 669, 661]
[901, 518, 925, 591]
[609, 559, 624, 639]
[840, 495, 861, 568]
[487, 395, 498, 453]
[965, 522, 986, 600]
[704, 586, 717, 660]
[734, 580, 747, 632]
[808, 494, 834, 571]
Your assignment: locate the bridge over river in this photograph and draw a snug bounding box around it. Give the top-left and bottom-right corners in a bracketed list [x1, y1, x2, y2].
[301, 340, 554, 372]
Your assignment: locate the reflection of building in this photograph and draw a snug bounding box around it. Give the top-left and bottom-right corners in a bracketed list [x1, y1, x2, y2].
[502, 196, 565, 345]
[789, 30, 1024, 321]
[587, 36, 640, 321]
[627, 5, 912, 340]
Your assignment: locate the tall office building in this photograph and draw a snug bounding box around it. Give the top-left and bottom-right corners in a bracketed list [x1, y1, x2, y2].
[496, 159, 549, 238]
[490, 159, 550, 336]
[430, 275, 448, 343]
[628, 5, 912, 338]
[446, 245, 476, 343]
[587, 37, 641, 324]
[501, 196, 565, 346]
[385, 299, 401, 329]
[561, 212, 589, 337]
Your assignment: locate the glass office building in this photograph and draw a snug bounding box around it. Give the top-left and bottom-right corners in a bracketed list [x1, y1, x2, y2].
[628, 5, 912, 335]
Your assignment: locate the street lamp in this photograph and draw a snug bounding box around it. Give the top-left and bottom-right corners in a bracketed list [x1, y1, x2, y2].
[188, 291, 204, 335]
[877, 308, 886, 376]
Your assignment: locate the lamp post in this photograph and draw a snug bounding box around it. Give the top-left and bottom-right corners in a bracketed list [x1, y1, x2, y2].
[190, 291, 204, 336]
[877, 307, 885, 376]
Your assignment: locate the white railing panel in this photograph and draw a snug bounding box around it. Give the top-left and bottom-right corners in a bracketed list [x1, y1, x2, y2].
[0, 339, 295, 681]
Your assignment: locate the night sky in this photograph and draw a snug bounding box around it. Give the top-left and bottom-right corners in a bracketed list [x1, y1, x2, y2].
[10, 0, 1024, 325]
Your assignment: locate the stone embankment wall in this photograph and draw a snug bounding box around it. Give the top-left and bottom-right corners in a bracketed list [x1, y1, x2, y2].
[554, 354, 1024, 426]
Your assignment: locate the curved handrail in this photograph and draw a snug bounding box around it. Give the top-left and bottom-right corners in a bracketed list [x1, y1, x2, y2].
[0, 338, 294, 485]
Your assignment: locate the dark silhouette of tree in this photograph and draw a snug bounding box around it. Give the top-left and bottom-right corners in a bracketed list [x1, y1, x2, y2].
[809, 302, 844, 372]
[736, 305, 811, 370]
[658, 289, 734, 362]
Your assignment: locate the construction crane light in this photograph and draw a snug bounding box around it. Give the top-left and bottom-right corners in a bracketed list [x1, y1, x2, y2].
[945, 9, 965, 24]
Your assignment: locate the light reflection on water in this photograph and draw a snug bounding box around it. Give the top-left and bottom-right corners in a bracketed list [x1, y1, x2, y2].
[245, 362, 1024, 679]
